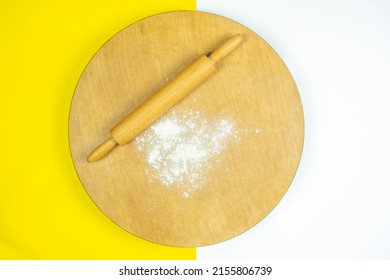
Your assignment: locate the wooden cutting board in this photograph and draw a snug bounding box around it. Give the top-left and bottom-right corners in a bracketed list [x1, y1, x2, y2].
[69, 11, 304, 247]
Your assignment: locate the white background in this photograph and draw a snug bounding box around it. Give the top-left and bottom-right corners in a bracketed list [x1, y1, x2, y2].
[197, 0, 390, 259]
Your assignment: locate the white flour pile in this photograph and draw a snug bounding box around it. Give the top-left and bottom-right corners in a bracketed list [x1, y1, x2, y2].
[135, 110, 237, 197]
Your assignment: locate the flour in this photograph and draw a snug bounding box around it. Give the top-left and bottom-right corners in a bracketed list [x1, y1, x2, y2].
[135, 110, 237, 196]
[135, 109, 262, 197]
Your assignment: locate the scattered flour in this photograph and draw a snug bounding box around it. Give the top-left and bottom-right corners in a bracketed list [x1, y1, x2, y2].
[135, 110, 236, 197]
[135, 109, 262, 197]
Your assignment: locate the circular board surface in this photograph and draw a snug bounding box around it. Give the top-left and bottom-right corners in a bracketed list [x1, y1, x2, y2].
[69, 11, 304, 247]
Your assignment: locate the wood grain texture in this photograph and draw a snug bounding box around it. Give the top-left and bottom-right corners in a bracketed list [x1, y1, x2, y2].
[69, 11, 304, 247]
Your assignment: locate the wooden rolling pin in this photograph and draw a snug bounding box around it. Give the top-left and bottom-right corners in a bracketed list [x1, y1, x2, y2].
[87, 34, 242, 162]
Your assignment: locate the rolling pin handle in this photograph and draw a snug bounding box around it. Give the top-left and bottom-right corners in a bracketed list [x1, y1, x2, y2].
[208, 34, 242, 63]
[87, 137, 118, 163]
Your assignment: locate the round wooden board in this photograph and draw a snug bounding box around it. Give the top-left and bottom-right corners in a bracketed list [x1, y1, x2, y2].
[69, 11, 304, 247]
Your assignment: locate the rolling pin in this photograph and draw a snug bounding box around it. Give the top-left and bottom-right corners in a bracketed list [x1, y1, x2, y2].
[87, 34, 242, 162]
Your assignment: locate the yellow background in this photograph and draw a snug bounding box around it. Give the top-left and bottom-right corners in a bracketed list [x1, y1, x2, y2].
[0, 0, 196, 259]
